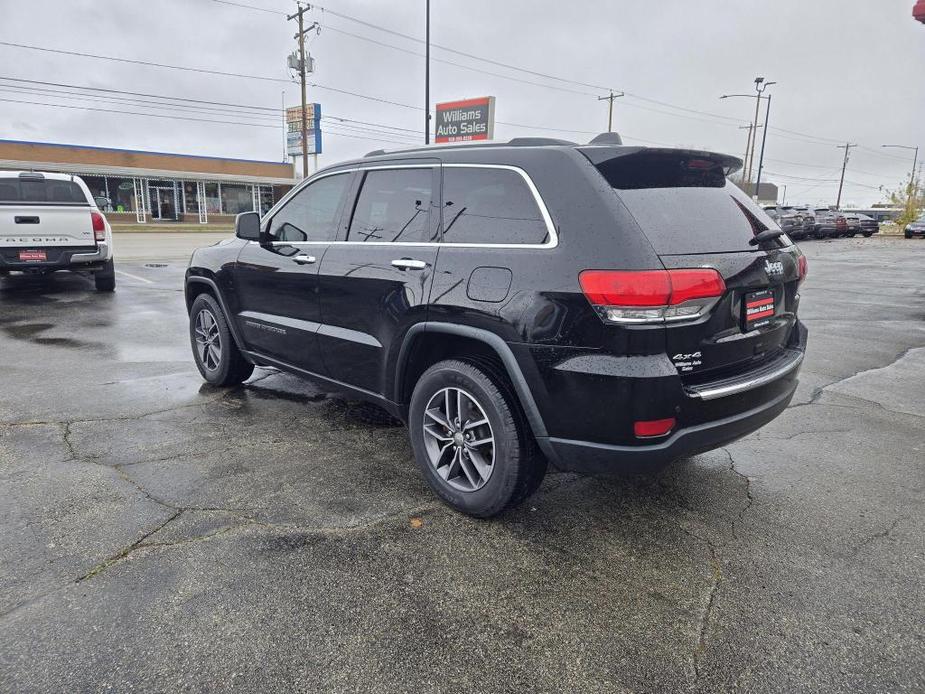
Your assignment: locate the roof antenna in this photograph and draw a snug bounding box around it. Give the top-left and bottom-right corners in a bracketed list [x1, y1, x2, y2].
[588, 132, 624, 145]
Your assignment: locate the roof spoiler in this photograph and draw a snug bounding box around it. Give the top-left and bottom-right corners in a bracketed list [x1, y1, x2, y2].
[579, 145, 743, 176]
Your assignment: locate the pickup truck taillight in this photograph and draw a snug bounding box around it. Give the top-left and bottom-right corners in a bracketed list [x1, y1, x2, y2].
[579, 268, 726, 324]
[91, 211, 106, 241]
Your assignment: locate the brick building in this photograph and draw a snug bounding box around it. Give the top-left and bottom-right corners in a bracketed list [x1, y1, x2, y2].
[0, 139, 297, 226]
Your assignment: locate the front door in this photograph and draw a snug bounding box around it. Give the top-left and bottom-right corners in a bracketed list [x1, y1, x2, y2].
[317, 165, 440, 397]
[233, 170, 354, 374]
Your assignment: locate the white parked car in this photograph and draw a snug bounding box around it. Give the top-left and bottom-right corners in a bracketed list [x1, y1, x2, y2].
[0, 171, 115, 291]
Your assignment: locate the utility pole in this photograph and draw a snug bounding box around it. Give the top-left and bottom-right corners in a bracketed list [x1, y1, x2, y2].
[835, 143, 857, 209]
[597, 90, 624, 132]
[754, 92, 772, 191]
[738, 123, 755, 188]
[721, 78, 775, 197]
[780, 184, 787, 205]
[424, 0, 430, 144]
[287, 3, 316, 178]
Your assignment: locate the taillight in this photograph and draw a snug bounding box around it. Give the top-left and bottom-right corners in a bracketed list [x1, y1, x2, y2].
[579, 268, 726, 324]
[634, 418, 676, 438]
[797, 255, 808, 283]
[91, 211, 106, 241]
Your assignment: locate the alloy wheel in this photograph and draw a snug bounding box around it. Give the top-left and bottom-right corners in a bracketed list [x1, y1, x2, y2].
[194, 309, 222, 371]
[422, 386, 495, 492]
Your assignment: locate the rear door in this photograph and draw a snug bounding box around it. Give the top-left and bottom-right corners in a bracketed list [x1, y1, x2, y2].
[585, 149, 802, 381]
[316, 163, 440, 396]
[0, 175, 97, 258]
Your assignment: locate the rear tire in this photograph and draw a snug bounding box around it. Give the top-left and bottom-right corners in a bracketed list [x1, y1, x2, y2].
[409, 359, 546, 518]
[94, 259, 115, 292]
[189, 293, 254, 386]
[862, 232, 872, 238]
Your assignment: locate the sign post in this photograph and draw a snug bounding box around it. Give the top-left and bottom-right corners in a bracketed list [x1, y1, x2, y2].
[286, 103, 322, 175]
[434, 96, 495, 143]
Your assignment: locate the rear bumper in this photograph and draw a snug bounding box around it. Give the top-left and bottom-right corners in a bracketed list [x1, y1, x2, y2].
[531, 321, 807, 474]
[543, 380, 796, 474]
[0, 242, 110, 271]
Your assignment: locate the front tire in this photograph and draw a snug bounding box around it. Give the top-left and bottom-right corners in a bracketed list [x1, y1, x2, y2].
[409, 359, 546, 518]
[189, 293, 254, 386]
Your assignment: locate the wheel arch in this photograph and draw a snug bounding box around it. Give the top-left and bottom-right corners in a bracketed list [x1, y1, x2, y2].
[185, 275, 249, 357]
[394, 323, 549, 443]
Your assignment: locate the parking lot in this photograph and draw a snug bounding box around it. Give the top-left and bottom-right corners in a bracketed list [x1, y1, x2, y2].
[1, 234, 922, 692]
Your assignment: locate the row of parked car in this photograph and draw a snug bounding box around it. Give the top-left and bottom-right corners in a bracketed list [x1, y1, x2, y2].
[762, 205, 880, 240]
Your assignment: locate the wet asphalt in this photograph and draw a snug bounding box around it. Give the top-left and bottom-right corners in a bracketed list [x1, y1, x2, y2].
[0, 235, 923, 693]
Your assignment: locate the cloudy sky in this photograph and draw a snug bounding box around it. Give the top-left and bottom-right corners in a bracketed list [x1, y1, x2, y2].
[2, 0, 923, 206]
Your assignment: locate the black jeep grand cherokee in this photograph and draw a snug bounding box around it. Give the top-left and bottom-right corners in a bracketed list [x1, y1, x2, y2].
[185, 135, 808, 517]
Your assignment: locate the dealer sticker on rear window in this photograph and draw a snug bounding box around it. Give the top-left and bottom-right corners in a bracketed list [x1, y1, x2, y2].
[744, 289, 775, 330]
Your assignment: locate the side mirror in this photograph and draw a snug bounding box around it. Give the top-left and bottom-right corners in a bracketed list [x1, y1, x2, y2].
[235, 211, 261, 241]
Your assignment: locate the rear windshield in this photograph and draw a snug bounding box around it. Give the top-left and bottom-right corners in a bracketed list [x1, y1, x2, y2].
[591, 152, 787, 254]
[0, 177, 88, 204]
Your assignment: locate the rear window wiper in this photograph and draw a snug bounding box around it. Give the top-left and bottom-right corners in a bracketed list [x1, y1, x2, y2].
[749, 228, 784, 246]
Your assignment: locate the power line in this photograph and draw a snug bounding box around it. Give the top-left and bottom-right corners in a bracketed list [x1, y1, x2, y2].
[0, 96, 282, 128]
[0, 40, 421, 111]
[0, 75, 282, 112]
[0, 84, 280, 122]
[318, 23, 600, 98]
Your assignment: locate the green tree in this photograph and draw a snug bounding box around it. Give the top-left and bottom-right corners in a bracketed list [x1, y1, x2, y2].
[883, 168, 924, 226]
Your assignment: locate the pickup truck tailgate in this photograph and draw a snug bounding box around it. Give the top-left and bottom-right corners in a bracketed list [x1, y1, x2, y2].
[0, 206, 97, 247]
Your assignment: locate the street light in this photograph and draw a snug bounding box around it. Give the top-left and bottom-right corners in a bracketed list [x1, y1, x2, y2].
[882, 144, 920, 213]
[882, 144, 920, 185]
[721, 79, 776, 197]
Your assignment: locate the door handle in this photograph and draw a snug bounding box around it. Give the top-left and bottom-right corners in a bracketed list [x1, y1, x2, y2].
[293, 254, 316, 265]
[391, 258, 427, 270]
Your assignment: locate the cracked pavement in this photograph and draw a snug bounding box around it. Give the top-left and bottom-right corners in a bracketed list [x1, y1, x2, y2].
[1, 236, 923, 693]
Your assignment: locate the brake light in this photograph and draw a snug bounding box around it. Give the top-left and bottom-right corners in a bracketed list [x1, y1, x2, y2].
[797, 255, 808, 283]
[634, 418, 676, 438]
[91, 211, 106, 241]
[579, 269, 726, 324]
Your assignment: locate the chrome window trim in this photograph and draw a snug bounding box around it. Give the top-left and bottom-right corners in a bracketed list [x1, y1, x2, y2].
[260, 163, 558, 250]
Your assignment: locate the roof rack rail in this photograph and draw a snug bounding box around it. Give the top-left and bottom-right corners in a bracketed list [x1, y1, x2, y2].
[506, 137, 576, 146]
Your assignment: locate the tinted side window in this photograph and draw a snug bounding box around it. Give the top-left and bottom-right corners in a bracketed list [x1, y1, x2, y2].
[348, 168, 433, 243]
[268, 173, 351, 242]
[441, 168, 549, 245]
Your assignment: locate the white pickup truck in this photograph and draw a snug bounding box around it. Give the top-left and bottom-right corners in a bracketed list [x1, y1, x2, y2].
[0, 171, 115, 291]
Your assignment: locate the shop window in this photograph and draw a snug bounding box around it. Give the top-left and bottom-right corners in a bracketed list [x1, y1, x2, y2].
[183, 182, 200, 214]
[106, 177, 137, 212]
[220, 184, 253, 215]
[204, 183, 221, 215]
[257, 186, 274, 215]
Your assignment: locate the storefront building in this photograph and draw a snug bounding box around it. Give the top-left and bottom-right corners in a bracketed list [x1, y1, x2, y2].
[0, 139, 297, 225]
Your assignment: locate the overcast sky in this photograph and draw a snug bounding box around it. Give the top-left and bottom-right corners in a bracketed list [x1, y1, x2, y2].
[2, 0, 923, 206]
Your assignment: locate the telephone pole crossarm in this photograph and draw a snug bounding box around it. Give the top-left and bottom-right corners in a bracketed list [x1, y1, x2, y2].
[597, 90, 624, 132]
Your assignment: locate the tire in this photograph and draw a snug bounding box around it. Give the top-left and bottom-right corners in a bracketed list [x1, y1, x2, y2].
[408, 359, 546, 518]
[94, 259, 116, 292]
[846, 233, 855, 238]
[189, 293, 254, 386]
[905, 233, 912, 239]
[862, 232, 872, 238]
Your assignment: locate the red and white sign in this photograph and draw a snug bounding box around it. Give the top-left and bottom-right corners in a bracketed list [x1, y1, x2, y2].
[434, 96, 495, 143]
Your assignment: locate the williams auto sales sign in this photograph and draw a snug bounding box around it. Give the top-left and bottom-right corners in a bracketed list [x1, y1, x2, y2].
[434, 96, 496, 143]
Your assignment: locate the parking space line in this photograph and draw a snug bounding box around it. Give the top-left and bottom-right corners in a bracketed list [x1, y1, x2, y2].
[115, 269, 155, 284]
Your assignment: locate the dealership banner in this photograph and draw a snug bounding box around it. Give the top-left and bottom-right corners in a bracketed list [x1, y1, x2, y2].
[286, 103, 322, 155]
[434, 96, 495, 143]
